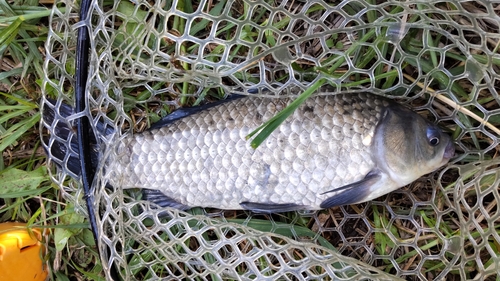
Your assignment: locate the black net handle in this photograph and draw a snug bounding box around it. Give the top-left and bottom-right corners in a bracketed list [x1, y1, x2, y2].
[74, 1, 119, 279]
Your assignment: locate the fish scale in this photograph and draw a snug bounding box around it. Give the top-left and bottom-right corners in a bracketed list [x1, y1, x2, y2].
[107, 94, 387, 209]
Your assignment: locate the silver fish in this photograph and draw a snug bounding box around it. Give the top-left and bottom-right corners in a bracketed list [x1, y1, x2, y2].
[45, 93, 455, 212]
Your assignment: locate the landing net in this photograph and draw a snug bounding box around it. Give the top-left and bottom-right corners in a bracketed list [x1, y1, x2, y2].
[41, 0, 500, 279]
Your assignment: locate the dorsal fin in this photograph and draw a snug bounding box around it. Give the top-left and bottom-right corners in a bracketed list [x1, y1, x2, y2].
[149, 94, 244, 130]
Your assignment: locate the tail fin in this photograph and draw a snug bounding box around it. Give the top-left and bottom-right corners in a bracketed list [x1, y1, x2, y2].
[42, 99, 100, 177]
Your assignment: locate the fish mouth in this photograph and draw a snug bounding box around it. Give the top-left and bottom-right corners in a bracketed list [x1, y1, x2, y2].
[443, 141, 455, 160]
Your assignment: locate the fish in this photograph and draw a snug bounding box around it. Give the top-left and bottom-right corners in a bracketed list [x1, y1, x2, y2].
[43, 93, 455, 212]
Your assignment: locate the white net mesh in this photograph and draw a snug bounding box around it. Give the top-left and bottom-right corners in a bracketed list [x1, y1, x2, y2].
[41, 0, 500, 280]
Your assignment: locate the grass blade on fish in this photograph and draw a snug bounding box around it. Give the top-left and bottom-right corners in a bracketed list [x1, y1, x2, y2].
[246, 78, 326, 149]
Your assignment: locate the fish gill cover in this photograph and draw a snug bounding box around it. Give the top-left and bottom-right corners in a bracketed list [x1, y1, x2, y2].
[41, 0, 500, 280]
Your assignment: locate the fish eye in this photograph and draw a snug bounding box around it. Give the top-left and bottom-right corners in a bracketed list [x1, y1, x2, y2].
[429, 137, 440, 146]
[426, 127, 440, 146]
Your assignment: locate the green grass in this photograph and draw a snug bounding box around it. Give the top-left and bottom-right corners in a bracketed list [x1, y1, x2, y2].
[2, 0, 500, 280]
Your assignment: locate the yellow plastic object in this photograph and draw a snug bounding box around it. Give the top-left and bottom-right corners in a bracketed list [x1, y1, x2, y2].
[0, 222, 48, 281]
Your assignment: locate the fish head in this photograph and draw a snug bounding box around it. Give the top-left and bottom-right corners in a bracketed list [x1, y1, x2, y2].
[373, 104, 455, 186]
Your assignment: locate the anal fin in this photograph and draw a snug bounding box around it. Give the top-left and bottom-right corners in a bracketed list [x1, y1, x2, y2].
[142, 189, 191, 210]
[240, 202, 306, 213]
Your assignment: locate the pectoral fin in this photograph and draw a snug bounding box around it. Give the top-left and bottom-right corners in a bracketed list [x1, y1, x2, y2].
[240, 202, 306, 213]
[320, 171, 381, 208]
